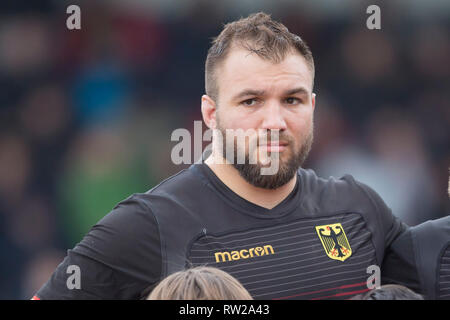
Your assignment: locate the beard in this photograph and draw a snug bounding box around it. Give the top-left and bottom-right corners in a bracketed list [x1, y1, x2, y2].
[216, 123, 313, 190]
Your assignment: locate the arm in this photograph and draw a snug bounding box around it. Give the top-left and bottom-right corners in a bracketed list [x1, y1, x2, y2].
[352, 179, 421, 291]
[383, 216, 450, 299]
[33, 194, 162, 300]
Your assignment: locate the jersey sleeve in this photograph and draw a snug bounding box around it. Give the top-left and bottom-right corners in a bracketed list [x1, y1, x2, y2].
[379, 228, 422, 292]
[352, 179, 421, 292]
[382, 216, 450, 299]
[352, 178, 409, 247]
[354, 181, 422, 292]
[34, 194, 162, 300]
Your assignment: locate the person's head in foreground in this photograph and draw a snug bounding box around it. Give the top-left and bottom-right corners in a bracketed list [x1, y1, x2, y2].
[202, 12, 315, 189]
[352, 284, 424, 300]
[147, 266, 253, 300]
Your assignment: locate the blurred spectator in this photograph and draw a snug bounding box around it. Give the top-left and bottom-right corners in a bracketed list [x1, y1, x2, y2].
[0, 134, 31, 208]
[0, 16, 53, 76]
[72, 62, 131, 126]
[307, 94, 355, 166]
[112, 12, 169, 68]
[18, 84, 71, 144]
[410, 25, 450, 79]
[315, 107, 439, 226]
[17, 84, 74, 196]
[365, 107, 438, 225]
[21, 249, 65, 299]
[7, 194, 57, 252]
[119, 102, 186, 180]
[57, 124, 149, 245]
[340, 28, 398, 85]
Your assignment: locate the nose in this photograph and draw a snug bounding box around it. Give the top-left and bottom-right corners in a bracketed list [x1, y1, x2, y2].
[260, 101, 287, 132]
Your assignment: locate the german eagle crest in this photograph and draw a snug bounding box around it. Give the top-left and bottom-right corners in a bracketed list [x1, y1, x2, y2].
[315, 223, 352, 261]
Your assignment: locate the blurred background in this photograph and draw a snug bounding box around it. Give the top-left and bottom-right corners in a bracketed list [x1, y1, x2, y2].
[0, 0, 448, 299]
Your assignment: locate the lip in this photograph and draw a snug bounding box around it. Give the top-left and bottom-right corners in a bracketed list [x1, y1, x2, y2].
[258, 143, 288, 152]
[259, 141, 289, 147]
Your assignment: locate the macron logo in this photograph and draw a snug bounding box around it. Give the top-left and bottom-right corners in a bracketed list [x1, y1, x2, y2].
[215, 245, 275, 263]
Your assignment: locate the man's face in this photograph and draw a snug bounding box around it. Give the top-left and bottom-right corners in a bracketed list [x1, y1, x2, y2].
[213, 47, 316, 189]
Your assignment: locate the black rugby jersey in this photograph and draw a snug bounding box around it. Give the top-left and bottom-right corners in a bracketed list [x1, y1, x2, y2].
[35, 163, 407, 300]
[381, 216, 450, 299]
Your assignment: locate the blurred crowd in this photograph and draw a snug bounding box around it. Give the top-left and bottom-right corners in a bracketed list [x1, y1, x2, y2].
[0, 0, 448, 299]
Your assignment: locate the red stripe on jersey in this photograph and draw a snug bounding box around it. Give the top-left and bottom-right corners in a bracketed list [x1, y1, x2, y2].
[273, 281, 367, 300]
[310, 288, 371, 300]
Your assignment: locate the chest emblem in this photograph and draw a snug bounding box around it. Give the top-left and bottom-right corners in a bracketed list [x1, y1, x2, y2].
[315, 223, 352, 261]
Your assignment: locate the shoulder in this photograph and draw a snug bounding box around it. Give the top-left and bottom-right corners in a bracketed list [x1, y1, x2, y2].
[143, 165, 206, 200]
[388, 215, 450, 299]
[99, 166, 201, 218]
[298, 167, 386, 213]
[113, 165, 210, 227]
[299, 167, 407, 249]
[410, 216, 450, 275]
[412, 216, 450, 238]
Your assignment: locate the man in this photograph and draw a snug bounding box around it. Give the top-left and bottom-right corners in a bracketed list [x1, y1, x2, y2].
[379, 174, 450, 300]
[381, 216, 450, 299]
[34, 12, 408, 300]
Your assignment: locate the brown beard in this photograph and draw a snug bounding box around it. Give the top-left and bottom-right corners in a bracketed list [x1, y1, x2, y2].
[216, 125, 313, 189]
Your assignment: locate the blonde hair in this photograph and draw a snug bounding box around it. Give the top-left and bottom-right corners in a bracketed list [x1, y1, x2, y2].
[147, 266, 253, 300]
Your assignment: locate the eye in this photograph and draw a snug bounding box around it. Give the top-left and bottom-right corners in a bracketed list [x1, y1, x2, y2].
[241, 98, 258, 107]
[285, 97, 301, 105]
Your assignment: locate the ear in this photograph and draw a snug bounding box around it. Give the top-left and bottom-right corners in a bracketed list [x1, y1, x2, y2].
[201, 95, 217, 129]
[311, 93, 316, 111]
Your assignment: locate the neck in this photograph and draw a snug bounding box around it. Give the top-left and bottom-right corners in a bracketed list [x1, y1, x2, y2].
[204, 155, 297, 209]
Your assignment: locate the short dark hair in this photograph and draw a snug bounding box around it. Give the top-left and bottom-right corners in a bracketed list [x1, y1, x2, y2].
[205, 12, 315, 102]
[354, 284, 424, 300]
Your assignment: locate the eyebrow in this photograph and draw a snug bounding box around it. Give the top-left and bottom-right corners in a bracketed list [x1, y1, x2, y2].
[284, 87, 309, 96]
[231, 87, 309, 101]
[231, 89, 265, 101]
